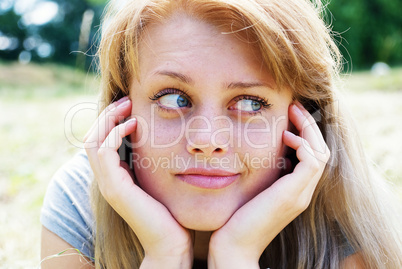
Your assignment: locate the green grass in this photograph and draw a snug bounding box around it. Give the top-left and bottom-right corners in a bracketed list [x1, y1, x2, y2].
[0, 61, 99, 99]
[341, 67, 402, 92]
[0, 62, 401, 268]
[0, 62, 99, 268]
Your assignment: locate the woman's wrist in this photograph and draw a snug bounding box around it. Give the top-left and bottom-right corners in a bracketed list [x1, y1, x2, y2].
[140, 239, 194, 269]
[207, 251, 260, 269]
[140, 251, 193, 269]
[207, 239, 260, 269]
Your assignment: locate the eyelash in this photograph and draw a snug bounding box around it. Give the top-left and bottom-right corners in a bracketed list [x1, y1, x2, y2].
[149, 88, 191, 113]
[231, 95, 273, 115]
[149, 88, 273, 115]
[149, 88, 190, 101]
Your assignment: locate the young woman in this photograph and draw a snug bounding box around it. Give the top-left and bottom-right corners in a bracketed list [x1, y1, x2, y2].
[40, 0, 402, 268]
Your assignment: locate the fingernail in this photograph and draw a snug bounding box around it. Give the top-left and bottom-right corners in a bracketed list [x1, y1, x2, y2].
[116, 96, 129, 104]
[126, 118, 136, 126]
[292, 104, 304, 116]
[118, 99, 131, 107]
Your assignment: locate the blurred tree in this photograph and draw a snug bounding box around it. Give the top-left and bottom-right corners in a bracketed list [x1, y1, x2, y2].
[326, 0, 402, 70]
[0, 0, 106, 70]
[0, 0, 401, 70]
[37, 0, 105, 68]
[0, 9, 27, 60]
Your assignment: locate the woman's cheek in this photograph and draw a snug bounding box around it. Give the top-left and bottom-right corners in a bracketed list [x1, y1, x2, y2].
[239, 114, 287, 150]
[129, 111, 186, 177]
[149, 116, 186, 148]
[235, 114, 288, 170]
[130, 105, 184, 149]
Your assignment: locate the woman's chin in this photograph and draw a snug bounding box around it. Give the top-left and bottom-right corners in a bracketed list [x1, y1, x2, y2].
[185, 221, 224, 231]
[164, 193, 248, 231]
[172, 210, 233, 231]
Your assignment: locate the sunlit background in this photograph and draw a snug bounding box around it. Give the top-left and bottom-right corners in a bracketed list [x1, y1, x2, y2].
[0, 0, 401, 268]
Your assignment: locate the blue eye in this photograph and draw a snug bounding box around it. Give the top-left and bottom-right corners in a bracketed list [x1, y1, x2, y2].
[232, 99, 262, 112]
[159, 94, 190, 108]
[149, 88, 192, 110]
[229, 95, 272, 113]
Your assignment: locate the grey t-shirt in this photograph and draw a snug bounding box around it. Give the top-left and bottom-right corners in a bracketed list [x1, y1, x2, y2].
[40, 151, 95, 260]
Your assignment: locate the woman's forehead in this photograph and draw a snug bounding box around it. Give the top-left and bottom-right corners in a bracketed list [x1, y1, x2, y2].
[137, 15, 271, 82]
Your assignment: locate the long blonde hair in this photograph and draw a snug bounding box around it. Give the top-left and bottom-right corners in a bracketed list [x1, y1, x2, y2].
[92, 0, 402, 268]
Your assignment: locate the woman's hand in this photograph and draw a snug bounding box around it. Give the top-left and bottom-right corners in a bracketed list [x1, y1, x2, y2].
[84, 97, 193, 269]
[208, 102, 330, 268]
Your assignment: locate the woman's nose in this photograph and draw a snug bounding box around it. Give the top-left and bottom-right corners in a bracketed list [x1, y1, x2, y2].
[185, 114, 231, 157]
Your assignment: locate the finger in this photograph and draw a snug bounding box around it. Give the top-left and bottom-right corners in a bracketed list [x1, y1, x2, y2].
[220, 132, 320, 251]
[293, 102, 329, 158]
[84, 98, 132, 150]
[96, 118, 183, 237]
[280, 131, 325, 208]
[283, 130, 318, 173]
[99, 118, 137, 153]
[83, 96, 129, 142]
[289, 104, 321, 151]
[288, 104, 329, 162]
[216, 132, 322, 254]
[96, 118, 137, 188]
[294, 101, 323, 141]
[84, 99, 132, 179]
[220, 130, 326, 251]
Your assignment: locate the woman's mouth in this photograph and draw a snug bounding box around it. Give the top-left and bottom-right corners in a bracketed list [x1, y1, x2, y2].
[175, 168, 240, 189]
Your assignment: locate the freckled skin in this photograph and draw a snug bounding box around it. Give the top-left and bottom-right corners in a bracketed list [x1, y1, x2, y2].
[129, 15, 292, 231]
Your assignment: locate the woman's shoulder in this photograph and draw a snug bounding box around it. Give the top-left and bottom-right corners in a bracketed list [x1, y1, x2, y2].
[43, 151, 94, 210]
[40, 150, 95, 260]
[54, 150, 94, 187]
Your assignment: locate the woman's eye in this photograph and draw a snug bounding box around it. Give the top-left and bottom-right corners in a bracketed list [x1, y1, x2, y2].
[158, 94, 191, 108]
[229, 95, 272, 113]
[232, 99, 263, 112]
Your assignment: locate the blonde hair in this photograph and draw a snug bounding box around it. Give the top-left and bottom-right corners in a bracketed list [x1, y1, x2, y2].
[92, 0, 402, 268]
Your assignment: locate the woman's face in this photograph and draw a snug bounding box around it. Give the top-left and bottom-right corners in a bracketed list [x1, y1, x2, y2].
[129, 15, 293, 231]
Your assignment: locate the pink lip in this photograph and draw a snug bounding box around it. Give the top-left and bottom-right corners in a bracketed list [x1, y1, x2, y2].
[176, 168, 240, 189]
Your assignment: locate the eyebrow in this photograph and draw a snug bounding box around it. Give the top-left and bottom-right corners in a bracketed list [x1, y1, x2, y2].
[154, 70, 273, 91]
[226, 81, 271, 90]
[154, 71, 193, 85]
